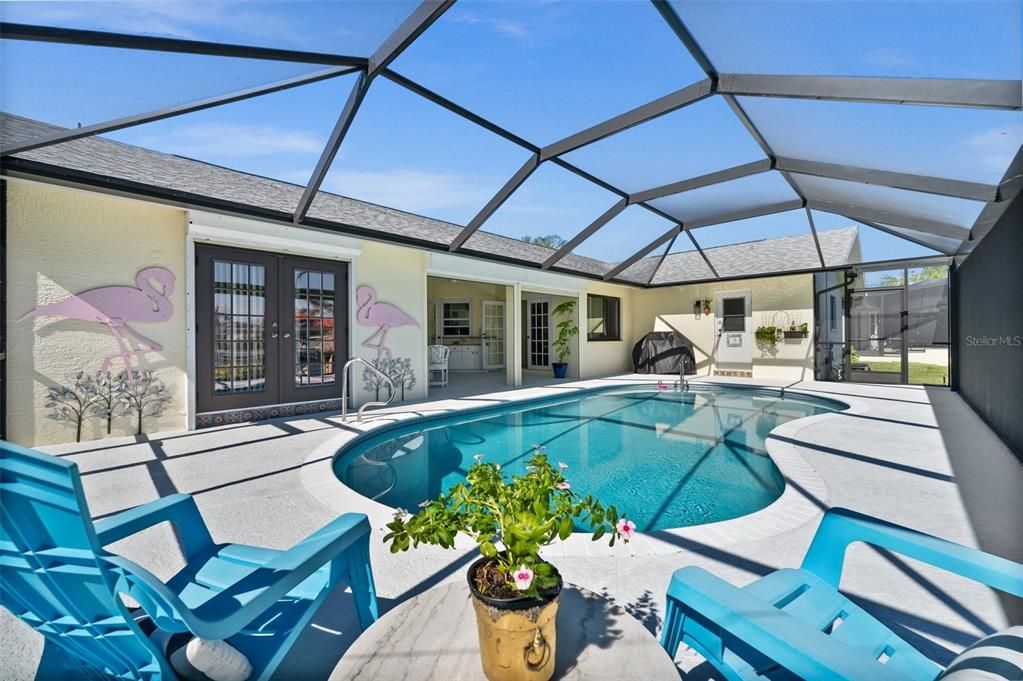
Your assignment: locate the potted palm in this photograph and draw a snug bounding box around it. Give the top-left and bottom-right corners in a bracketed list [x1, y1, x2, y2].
[384, 449, 635, 681]
[550, 300, 578, 379]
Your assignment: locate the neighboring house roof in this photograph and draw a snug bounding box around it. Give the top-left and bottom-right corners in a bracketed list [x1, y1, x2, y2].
[1, 112, 860, 286]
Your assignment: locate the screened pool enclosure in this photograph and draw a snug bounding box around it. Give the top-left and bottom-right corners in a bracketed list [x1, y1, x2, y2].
[1, 0, 1019, 288]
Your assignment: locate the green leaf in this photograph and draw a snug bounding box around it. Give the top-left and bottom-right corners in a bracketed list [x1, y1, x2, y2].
[480, 541, 497, 558]
[591, 526, 605, 541]
[558, 516, 573, 540]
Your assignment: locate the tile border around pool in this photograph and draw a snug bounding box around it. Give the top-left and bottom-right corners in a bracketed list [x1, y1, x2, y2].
[299, 377, 874, 557]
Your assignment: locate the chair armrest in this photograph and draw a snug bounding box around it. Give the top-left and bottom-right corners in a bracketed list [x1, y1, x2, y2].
[801, 508, 1023, 596]
[666, 567, 914, 681]
[185, 513, 371, 639]
[94, 493, 214, 562]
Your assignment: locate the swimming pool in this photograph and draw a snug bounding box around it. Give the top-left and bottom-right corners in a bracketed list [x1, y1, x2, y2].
[333, 386, 841, 532]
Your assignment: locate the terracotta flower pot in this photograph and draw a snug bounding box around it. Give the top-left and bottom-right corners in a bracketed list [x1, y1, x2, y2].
[703, 305, 711, 315]
[467, 556, 562, 681]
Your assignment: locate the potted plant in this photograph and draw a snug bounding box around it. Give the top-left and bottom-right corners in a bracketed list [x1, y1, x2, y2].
[782, 322, 809, 339]
[754, 325, 780, 345]
[702, 298, 712, 316]
[550, 300, 578, 379]
[384, 450, 634, 681]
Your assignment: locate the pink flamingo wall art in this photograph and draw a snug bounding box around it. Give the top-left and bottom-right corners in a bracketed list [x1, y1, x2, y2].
[20, 267, 176, 379]
[355, 285, 419, 363]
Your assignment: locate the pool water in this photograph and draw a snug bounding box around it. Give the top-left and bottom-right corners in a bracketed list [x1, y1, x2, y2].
[333, 388, 838, 532]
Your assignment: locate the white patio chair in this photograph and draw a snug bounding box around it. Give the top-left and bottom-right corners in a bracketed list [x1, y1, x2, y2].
[428, 345, 450, 387]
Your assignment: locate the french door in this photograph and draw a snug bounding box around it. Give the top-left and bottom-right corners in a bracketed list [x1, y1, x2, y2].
[526, 298, 550, 369]
[482, 300, 506, 369]
[196, 244, 348, 412]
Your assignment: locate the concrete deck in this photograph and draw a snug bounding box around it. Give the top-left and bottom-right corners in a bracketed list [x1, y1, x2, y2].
[2, 374, 1021, 680]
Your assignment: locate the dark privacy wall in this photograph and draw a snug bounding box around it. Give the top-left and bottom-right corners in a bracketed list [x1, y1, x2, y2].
[955, 194, 1023, 459]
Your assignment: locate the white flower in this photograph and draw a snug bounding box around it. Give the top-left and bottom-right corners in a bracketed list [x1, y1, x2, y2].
[558, 462, 568, 470]
[513, 565, 534, 591]
[393, 507, 411, 522]
[417, 500, 431, 508]
[473, 454, 484, 462]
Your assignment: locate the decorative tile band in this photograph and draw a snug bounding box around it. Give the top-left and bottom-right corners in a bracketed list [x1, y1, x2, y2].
[196, 399, 343, 428]
[714, 369, 753, 378]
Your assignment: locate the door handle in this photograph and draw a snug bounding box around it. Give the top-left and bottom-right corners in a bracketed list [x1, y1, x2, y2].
[271, 321, 279, 338]
[283, 331, 292, 338]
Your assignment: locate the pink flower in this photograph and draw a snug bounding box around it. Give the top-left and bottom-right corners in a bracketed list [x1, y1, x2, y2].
[617, 518, 637, 543]
[556, 481, 571, 490]
[657, 380, 666, 391]
[418, 500, 431, 508]
[513, 565, 534, 591]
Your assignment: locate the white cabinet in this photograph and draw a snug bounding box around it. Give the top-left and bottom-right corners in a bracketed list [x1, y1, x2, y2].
[448, 345, 482, 371]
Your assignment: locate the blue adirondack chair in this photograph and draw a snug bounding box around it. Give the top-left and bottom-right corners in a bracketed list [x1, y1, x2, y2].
[0, 440, 379, 681]
[660, 507, 1023, 681]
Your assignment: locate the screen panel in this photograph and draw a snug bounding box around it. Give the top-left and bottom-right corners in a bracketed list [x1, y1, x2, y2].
[673, 0, 1021, 79]
[739, 97, 1023, 185]
[391, 0, 707, 144]
[562, 96, 767, 193]
[649, 171, 800, 223]
[317, 77, 534, 225]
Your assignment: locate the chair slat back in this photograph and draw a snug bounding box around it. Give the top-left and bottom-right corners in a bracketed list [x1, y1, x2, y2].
[0, 441, 165, 680]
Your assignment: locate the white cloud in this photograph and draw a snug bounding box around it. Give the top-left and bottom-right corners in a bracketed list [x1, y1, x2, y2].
[321, 169, 492, 213]
[1, 1, 330, 45]
[965, 123, 1023, 173]
[130, 123, 323, 157]
[450, 10, 530, 39]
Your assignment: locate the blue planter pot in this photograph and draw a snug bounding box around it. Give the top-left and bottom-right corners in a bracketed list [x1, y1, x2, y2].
[552, 363, 568, 378]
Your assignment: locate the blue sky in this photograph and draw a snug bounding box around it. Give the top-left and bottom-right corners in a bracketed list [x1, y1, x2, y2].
[2, 0, 1021, 266]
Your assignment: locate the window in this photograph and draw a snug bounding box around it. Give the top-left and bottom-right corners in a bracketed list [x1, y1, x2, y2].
[721, 297, 746, 332]
[441, 301, 471, 336]
[587, 294, 621, 341]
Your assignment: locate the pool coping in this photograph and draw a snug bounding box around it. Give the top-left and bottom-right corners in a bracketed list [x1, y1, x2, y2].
[300, 376, 872, 557]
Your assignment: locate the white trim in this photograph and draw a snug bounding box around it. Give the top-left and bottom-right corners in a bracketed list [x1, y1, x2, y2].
[187, 210, 362, 261]
[427, 251, 590, 296]
[185, 236, 198, 430]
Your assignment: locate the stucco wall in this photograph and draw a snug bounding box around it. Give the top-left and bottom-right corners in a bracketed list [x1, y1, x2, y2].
[353, 240, 428, 404]
[631, 274, 815, 380]
[6, 182, 188, 446]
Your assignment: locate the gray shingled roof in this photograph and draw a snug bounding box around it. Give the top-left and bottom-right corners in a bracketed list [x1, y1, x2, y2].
[1, 112, 859, 286]
[650, 227, 859, 284]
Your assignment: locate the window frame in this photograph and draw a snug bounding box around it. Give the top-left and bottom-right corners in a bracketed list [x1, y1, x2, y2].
[587, 294, 622, 342]
[440, 299, 472, 337]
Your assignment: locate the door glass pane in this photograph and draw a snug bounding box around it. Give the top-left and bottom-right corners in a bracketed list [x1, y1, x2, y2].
[213, 260, 267, 394]
[906, 266, 951, 385]
[848, 288, 903, 383]
[295, 268, 337, 387]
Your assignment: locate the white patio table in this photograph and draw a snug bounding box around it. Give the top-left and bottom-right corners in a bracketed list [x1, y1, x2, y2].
[331, 581, 681, 680]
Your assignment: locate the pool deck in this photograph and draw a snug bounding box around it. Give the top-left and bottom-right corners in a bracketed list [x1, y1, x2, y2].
[3, 374, 1022, 679]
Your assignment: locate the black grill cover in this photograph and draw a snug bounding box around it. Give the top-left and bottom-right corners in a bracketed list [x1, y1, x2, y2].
[632, 331, 696, 375]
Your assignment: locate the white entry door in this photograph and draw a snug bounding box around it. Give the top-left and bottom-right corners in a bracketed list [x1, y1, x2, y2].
[526, 298, 551, 369]
[482, 301, 506, 369]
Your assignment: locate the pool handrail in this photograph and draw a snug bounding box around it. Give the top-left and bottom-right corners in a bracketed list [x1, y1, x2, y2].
[341, 356, 396, 421]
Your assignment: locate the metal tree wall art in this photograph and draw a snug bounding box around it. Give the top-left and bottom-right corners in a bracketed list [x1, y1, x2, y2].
[45, 372, 97, 443]
[363, 358, 395, 402]
[388, 357, 416, 401]
[86, 371, 121, 435]
[355, 285, 419, 363]
[117, 370, 172, 435]
[20, 266, 176, 378]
